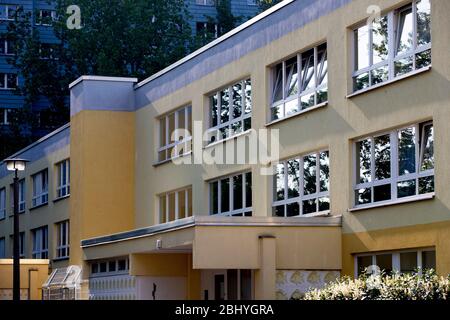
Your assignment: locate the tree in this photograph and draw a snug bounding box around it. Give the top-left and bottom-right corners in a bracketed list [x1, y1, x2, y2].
[257, 0, 283, 12]
[215, 0, 242, 36]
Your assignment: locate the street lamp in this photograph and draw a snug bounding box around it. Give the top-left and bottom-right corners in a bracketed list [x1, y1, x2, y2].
[4, 158, 29, 301]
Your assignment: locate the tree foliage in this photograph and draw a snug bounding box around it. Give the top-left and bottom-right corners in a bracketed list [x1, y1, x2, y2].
[257, 0, 283, 12]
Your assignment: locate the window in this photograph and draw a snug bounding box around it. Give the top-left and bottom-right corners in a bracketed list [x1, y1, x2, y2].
[196, 0, 215, 5]
[273, 150, 330, 217]
[39, 43, 57, 59]
[353, 0, 431, 92]
[56, 221, 69, 259]
[158, 105, 192, 163]
[208, 79, 252, 143]
[36, 9, 56, 26]
[0, 188, 6, 220]
[0, 109, 12, 125]
[356, 248, 436, 276]
[57, 159, 70, 198]
[0, 73, 18, 89]
[32, 226, 48, 259]
[210, 172, 252, 216]
[32, 170, 48, 207]
[354, 121, 434, 207]
[91, 257, 129, 276]
[9, 232, 25, 258]
[11, 179, 26, 213]
[0, 5, 18, 20]
[0, 237, 5, 258]
[159, 187, 193, 224]
[271, 43, 328, 121]
[0, 39, 15, 55]
[196, 22, 218, 38]
[247, 0, 257, 5]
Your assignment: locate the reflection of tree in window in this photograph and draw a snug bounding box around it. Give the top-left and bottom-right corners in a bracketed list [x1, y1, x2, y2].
[357, 139, 371, 183]
[374, 134, 391, 180]
[398, 127, 416, 176]
[287, 159, 299, 198]
[303, 154, 317, 195]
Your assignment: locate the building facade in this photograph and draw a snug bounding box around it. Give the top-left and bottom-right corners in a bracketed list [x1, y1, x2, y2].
[1, 0, 449, 300]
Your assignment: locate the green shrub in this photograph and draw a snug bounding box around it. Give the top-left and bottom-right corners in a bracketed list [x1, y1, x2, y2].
[303, 270, 450, 300]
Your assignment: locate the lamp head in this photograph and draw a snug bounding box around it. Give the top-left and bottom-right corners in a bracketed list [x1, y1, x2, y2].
[4, 158, 29, 172]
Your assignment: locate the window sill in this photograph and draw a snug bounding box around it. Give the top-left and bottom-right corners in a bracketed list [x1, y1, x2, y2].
[53, 257, 69, 262]
[347, 66, 432, 99]
[53, 194, 70, 203]
[265, 102, 328, 127]
[153, 151, 193, 167]
[9, 211, 25, 217]
[29, 202, 49, 211]
[204, 129, 253, 150]
[349, 193, 435, 213]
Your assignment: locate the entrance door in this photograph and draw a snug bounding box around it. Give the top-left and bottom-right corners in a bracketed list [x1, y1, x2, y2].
[209, 270, 253, 300]
[214, 274, 226, 300]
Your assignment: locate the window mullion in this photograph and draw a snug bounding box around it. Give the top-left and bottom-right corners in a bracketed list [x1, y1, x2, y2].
[371, 137, 375, 203]
[368, 22, 373, 85]
[415, 124, 420, 195]
[242, 173, 246, 209]
[165, 194, 169, 223]
[229, 177, 233, 214]
[282, 61, 286, 117]
[391, 131, 399, 200]
[388, 12, 395, 80]
[299, 157, 304, 215]
[316, 152, 320, 212]
[412, 0, 418, 70]
[297, 53, 301, 102]
[313, 46, 318, 105]
[175, 191, 179, 221]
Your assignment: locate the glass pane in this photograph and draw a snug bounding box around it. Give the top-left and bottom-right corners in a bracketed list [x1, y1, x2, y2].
[168, 113, 175, 143]
[244, 118, 251, 131]
[233, 175, 243, 210]
[303, 154, 317, 195]
[320, 151, 330, 192]
[416, 49, 431, 69]
[286, 202, 300, 217]
[317, 88, 328, 105]
[417, 0, 431, 46]
[300, 48, 315, 92]
[232, 82, 243, 119]
[220, 89, 230, 124]
[210, 181, 218, 214]
[355, 25, 370, 70]
[357, 138, 372, 183]
[400, 252, 418, 273]
[372, 16, 389, 64]
[285, 56, 298, 97]
[227, 270, 238, 300]
[374, 134, 391, 180]
[376, 254, 393, 274]
[244, 79, 252, 114]
[398, 127, 416, 176]
[187, 106, 192, 134]
[221, 178, 230, 213]
[178, 190, 186, 219]
[287, 159, 300, 198]
[178, 109, 186, 131]
[285, 98, 299, 116]
[318, 197, 330, 212]
[357, 256, 373, 276]
[397, 179, 416, 198]
[300, 92, 315, 110]
[317, 43, 328, 87]
[420, 124, 434, 171]
[272, 64, 283, 104]
[354, 73, 369, 91]
[303, 199, 317, 215]
[211, 95, 218, 127]
[274, 163, 285, 201]
[187, 188, 193, 216]
[240, 270, 252, 300]
[374, 184, 391, 202]
[168, 193, 176, 222]
[273, 205, 284, 217]
[271, 104, 283, 121]
[356, 188, 371, 205]
[158, 150, 167, 163]
[159, 196, 167, 223]
[421, 251, 436, 271]
[394, 56, 413, 77]
[371, 65, 389, 85]
[396, 6, 413, 55]
[232, 120, 243, 135]
[419, 176, 434, 194]
[160, 117, 166, 147]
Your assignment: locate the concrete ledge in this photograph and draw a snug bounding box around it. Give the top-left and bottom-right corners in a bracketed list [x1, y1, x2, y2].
[0, 259, 49, 265]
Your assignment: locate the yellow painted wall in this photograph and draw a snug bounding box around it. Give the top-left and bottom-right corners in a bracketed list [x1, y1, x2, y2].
[130, 253, 189, 277]
[70, 110, 135, 267]
[0, 259, 49, 300]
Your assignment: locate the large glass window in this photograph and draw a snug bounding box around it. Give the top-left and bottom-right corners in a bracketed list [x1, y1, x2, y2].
[273, 150, 330, 217]
[0, 73, 18, 89]
[32, 170, 48, 207]
[159, 187, 193, 224]
[0, 237, 5, 258]
[9, 232, 25, 258]
[354, 121, 434, 207]
[0, 188, 6, 220]
[158, 105, 192, 163]
[91, 257, 129, 277]
[210, 172, 252, 216]
[208, 79, 252, 143]
[32, 226, 48, 259]
[57, 159, 70, 198]
[56, 221, 70, 259]
[353, 0, 431, 92]
[271, 43, 328, 121]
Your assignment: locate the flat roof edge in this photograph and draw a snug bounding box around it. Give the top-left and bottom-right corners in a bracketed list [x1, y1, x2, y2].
[69, 75, 139, 89]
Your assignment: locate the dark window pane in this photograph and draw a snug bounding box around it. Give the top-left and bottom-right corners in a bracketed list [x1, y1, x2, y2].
[221, 179, 230, 213]
[357, 256, 372, 276]
[371, 65, 389, 85]
[357, 139, 372, 183]
[394, 56, 413, 77]
[99, 262, 107, 273]
[118, 260, 127, 271]
[320, 151, 330, 192]
[376, 254, 392, 274]
[220, 89, 230, 124]
[398, 179, 416, 198]
[227, 269, 238, 300]
[374, 184, 391, 202]
[356, 188, 371, 205]
[210, 181, 219, 214]
[273, 205, 284, 217]
[286, 202, 300, 217]
[374, 134, 391, 180]
[354, 73, 369, 91]
[400, 252, 417, 273]
[303, 154, 317, 195]
[319, 197, 330, 212]
[416, 49, 431, 69]
[233, 175, 243, 210]
[92, 264, 98, 274]
[245, 172, 252, 208]
[422, 250, 436, 271]
[419, 176, 434, 194]
[420, 123, 434, 171]
[211, 95, 218, 127]
[108, 261, 116, 272]
[302, 199, 317, 215]
[232, 82, 243, 119]
[398, 127, 416, 176]
[240, 270, 252, 300]
[287, 159, 300, 198]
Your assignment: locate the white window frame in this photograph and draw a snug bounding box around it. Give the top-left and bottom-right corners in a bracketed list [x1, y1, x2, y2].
[355, 248, 436, 277]
[207, 79, 252, 144]
[195, 0, 215, 6]
[353, 121, 434, 208]
[158, 105, 192, 163]
[209, 172, 253, 217]
[90, 258, 130, 277]
[32, 226, 48, 259]
[56, 221, 70, 259]
[56, 159, 70, 198]
[0, 188, 6, 220]
[0, 4, 18, 21]
[270, 43, 328, 121]
[272, 150, 330, 218]
[32, 170, 48, 207]
[0, 109, 11, 125]
[158, 187, 193, 224]
[352, 0, 431, 92]
[0, 38, 14, 55]
[0, 73, 18, 90]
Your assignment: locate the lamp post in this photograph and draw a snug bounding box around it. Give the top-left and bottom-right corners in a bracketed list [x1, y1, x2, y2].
[4, 158, 29, 301]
